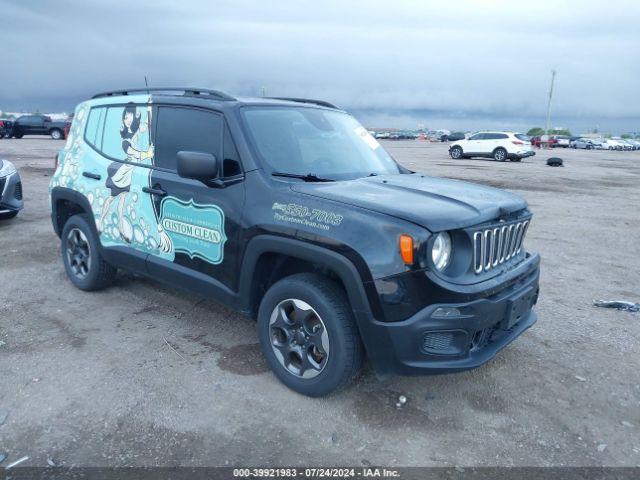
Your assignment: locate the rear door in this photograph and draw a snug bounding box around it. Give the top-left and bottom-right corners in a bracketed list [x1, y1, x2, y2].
[144, 105, 245, 299]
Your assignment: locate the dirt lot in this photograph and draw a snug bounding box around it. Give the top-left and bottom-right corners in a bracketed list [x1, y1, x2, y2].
[1, 137, 639, 468]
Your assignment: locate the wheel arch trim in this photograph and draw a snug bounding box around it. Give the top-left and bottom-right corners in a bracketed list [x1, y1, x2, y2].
[238, 235, 374, 320]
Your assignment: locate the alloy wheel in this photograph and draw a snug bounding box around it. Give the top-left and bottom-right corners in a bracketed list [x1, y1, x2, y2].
[269, 298, 330, 379]
[66, 228, 91, 279]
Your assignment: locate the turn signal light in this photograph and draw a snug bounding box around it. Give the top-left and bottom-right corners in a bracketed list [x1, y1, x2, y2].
[399, 234, 414, 265]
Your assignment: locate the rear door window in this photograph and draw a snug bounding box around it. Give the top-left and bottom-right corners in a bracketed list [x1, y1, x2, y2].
[101, 104, 153, 164]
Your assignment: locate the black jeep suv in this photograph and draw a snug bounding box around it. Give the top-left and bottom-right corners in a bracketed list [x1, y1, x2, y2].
[49, 88, 540, 396]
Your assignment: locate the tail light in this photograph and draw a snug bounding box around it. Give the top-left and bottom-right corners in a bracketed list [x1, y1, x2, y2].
[512, 140, 523, 145]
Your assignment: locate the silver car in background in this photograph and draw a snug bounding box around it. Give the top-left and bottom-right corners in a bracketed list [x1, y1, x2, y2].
[0, 159, 23, 219]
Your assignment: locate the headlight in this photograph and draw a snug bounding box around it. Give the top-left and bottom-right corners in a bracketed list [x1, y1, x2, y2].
[431, 232, 452, 271]
[0, 160, 17, 178]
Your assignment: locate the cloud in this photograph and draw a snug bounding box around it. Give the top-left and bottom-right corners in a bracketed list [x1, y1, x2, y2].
[2, 0, 639, 132]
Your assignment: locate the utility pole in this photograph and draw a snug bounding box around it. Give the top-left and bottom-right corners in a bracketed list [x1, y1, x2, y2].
[261, 86, 266, 98]
[544, 69, 556, 135]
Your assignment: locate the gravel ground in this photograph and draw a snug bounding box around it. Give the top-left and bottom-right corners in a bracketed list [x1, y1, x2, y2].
[0, 137, 639, 468]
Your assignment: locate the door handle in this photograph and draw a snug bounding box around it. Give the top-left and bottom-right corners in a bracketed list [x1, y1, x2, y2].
[82, 171, 101, 180]
[142, 186, 167, 197]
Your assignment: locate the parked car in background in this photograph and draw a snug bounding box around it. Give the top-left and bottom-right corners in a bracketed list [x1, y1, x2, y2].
[530, 135, 557, 148]
[11, 114, 70, 140]
[0, 159, 23, 219]
[616, 138, 637, 150]
[0, 119, 14, 139]
[374, 131, 390, 139]
[602, 139, 624, 150]
[570, 138, 602, 150]
[549, 135, 570, 148]
[623, 139, 640, 150]
[449, 132, 534, 162]
[440, 132, 465, 142]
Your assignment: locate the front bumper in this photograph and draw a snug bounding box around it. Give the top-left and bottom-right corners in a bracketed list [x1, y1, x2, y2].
[359, 258, 540, 376]
[0, 171, 23, 214]
[509, 150, 535, 159]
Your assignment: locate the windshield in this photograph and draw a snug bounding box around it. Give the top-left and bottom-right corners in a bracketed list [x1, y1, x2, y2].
[241, 106, 401, 180]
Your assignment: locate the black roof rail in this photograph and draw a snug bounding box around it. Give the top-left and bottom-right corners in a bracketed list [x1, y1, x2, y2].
[268, 97, 339, 109]
[91, 87, 236, 101]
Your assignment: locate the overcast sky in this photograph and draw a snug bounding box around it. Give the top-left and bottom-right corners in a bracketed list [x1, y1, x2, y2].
[2, 0, 639, 133]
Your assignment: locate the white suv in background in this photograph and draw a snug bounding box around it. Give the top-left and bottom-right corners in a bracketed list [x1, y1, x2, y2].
[449, 132, 535, 162]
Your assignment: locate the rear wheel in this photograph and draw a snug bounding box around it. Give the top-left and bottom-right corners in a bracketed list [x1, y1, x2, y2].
[257, 273, 363, 397]
[13, 133, 23, 139]
[493, 148, 507, 162]
[61, 214, 116, 291]
[50, 129, 63, 140]
[450, 146, 463, 159]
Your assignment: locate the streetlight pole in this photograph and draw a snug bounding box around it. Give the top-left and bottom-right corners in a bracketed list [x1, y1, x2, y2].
[544, 69, 556, 135]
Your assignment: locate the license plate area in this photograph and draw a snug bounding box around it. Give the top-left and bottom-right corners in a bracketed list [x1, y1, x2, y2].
[503, 287, 535, 330]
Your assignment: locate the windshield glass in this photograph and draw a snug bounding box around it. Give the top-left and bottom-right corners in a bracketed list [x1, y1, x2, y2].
[241, 106, 401, 180]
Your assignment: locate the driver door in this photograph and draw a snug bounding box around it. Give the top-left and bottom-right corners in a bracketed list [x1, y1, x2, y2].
[144, 105, 245, 301]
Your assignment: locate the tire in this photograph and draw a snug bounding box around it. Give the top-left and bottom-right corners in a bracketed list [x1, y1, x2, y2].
[61, 214, 117, 291]
[586, 145, 592, 150]
[50, 129, 63, 140]
[510, 157, 522, 162]
[493, 148, 507, 162]
[13, 134, 23, 139]
[0, 211, 18, 220]
[449, 146, 463, 159]
[257, 273, 364, 397]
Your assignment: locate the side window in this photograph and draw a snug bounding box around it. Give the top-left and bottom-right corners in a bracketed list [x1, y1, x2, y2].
[102, 104, 153, 164]
[155, 107, 222, 171]
[85, 107, 106, 148]
[469, 133, 482, 140]
[497, 133, 508, 139]
[223, 125, 242, 177]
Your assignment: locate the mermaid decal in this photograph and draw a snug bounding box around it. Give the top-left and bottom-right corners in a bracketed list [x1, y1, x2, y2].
[98, 103, 172, 253]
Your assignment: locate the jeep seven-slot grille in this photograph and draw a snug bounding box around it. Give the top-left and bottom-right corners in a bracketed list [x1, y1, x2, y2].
[473, 219, 530, 274]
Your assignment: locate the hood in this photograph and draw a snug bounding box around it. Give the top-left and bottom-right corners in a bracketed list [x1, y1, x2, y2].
[291, 173, 528, 231]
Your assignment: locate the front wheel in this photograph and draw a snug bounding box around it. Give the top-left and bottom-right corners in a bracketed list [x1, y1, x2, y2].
[61, 214, 117, 291]
[493, 148, 507, 161]
[257, 273, 364, 397]
[449, 146, 463, 159]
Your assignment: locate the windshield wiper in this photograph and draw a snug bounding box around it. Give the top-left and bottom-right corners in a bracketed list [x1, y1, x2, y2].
[271, 172, 335, 182]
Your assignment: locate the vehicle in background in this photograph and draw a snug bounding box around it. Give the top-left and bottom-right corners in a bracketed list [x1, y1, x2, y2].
[374, 131, 390, 139]
[570, 138, 603, 150]
[440, 132, 465, 142]
[449, 132, 534, 162]
[11, 114, 70, 140]
[602, 139, 624, 150]
[623, 139, 640, 150]
[614, 138, 637, 150]
[530, 136, 557, 148]
[0, 159, 23, 219]
[0, 119, 14, 139]
[549, 135, 570, 148]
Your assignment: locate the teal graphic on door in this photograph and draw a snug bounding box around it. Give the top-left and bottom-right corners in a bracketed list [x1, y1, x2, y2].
[159, 197, 227, 264]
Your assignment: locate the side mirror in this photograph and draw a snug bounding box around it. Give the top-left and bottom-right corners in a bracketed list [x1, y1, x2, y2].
[176, 151, 219, 183]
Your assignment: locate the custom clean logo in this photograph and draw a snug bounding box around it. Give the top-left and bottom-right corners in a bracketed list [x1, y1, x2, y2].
[161, 218, 223, 244]
[159, 197, 227, 264]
